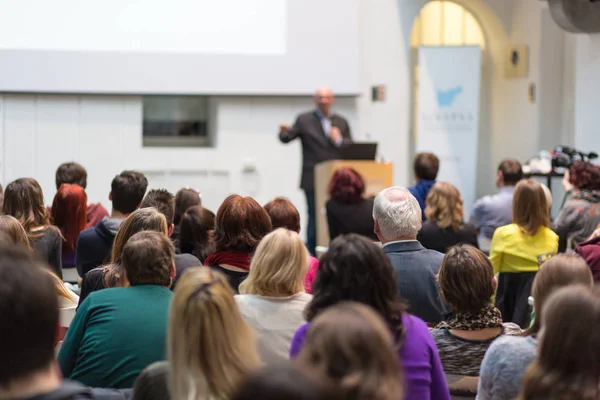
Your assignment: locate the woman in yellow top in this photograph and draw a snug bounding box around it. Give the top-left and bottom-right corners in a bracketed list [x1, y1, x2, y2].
[490, 179, 558, 329]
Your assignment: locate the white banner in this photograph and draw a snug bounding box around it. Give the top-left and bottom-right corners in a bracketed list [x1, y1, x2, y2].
[416, 46, 482, 217]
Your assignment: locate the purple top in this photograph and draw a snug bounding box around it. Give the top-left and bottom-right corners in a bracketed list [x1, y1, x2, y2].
[290, 313, 450, 400]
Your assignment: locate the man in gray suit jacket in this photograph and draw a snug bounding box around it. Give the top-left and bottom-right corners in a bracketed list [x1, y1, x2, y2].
[373, 186, 448, 324]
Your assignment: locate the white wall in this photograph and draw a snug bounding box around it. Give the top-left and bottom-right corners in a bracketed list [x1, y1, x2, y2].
[574, 34, 600, 154]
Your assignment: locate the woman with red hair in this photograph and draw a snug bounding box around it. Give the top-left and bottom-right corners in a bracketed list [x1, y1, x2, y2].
[51, 184, 87, 270]
[325, 167, 377, 241]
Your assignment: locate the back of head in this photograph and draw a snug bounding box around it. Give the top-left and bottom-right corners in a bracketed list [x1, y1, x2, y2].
[307, 234, 404, 336]
[122, 230, 174, 287]
[0, 215, 31, 249]
[51, 184, 87, 253]
[110, 170, 148, 214]
[512, 179, 549, 236]
[328, 167, 366, 204]
[569, 160, 600, 191]
[413, 152, 439, 181]
[297, 302, 403, 400]
[213, 194, 272, 253]
[239, 228, 308, 297]
[438, 244, 495, 314]
[424, 182, 464, 230]
[373, 186, 422, 241]
[527, 253, 593, 336]
[55, 162, 88, 190]
[3, 178, 50, 234]
[174, 188, 202, 225]
[498, 159, 523, 186]
[0, 240, 58, 388]
[179, 205, 215, 263]
[169, 268, 259, 400]
[520, 286, 600, 400]
[264, 197, 301, 232]
[140, 189, 175, 228]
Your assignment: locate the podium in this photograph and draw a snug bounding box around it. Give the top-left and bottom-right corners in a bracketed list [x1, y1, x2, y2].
[314, 160, 393, 248]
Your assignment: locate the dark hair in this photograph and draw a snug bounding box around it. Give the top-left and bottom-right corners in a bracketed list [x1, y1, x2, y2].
[513, 179, 550, 236]
[233, 363, 331, 400]
[179, 205, 216, 264]
[438, 244, 495, 314]
[141, 189, 175, 228]
[414, 152, 440, 181]
[55, 162, 88, 190]
[498, 159, 523, 186]
[110, 171, 148, 214]
[264, 197, 301, 232]
[174, 188, 202, 225]
[212, 195, 272, 253]
[3, 178, 53, 239]
[122, 231, 174, 287]
[51, 184, 87, 254]
[569, 161, 600, 191]
[0, 241, 58, 386]
[307, 234, 405, 341]
[328, 168, 365, 204]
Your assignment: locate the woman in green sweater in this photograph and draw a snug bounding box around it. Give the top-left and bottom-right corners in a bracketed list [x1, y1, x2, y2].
[58, 230, 176, 389]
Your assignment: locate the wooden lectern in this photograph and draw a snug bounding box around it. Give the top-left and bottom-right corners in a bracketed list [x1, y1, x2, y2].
[314, 160, 393, 248]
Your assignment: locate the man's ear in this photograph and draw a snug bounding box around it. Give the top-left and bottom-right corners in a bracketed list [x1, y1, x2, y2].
[109, 192, 113, 201]
[170, 261, 177, 279]
[168, 224, 174, 237]
[374, 218, 381, 236]
[493, 275, 498, 292]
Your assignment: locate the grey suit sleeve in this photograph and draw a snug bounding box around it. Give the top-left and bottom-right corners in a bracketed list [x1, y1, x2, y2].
[342, 120, 353, 143]
[279, 117, 301, 143]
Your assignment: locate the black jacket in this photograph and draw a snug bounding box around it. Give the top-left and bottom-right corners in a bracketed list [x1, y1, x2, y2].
[279, 110, 352, 190]
[76, 218, 122, 278]
[326, 198, 378, 241]
[417, 221, 479, 253]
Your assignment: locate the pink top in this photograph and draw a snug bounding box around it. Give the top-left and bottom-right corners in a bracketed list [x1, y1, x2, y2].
[303, 256, 320, 294]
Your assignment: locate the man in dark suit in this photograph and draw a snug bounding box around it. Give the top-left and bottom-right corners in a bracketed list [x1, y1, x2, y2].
[373, 186, 449, 324]
[279, 87, 352, 255]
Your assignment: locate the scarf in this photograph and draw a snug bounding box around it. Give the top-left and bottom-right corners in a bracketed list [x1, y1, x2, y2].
[204, 250, 252, 271]
[435, 305, 503, 330]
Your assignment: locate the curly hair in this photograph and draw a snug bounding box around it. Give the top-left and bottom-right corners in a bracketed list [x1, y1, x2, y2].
[424, 182, 464, 231]
[328, 168, 365, 204]
[570, 161, 600, 191]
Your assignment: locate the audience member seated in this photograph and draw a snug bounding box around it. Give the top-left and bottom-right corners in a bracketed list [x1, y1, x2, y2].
[553, 160, 600, 252]
[0, 241, 128, 400]
[409, 152, 440, 220]
[172, 187, 202, 247]
[470, 159, 523, 252]
[518, 285, 600, 400]
[133, 268, 260, 400]
[55, 162, 110, 228]
[76, 171, 148, 278]
[477, 254, 593, 400]
[51, 184, 87, 270]
[59, 231, 175, 388]
[290, 234, 450, 400]
[0, 214, 31, 249]
[325, 167, 377, 241]
[373, 186, 448, 324]
[204, 194, 272, 292]
[431, 245, 521, 397]
[178, 205, 215, 264]
[79, 207, 168, 305]
[418, 182, 479, 253]
[575, 224, 600, 281]
[264, 196, 319, 293]
[491, 179, 558, 328]
[236, 228, 312, 364]
[3, 177, 63, 278]
[139, 189, 201, 288]
[296, 302, 403, 400]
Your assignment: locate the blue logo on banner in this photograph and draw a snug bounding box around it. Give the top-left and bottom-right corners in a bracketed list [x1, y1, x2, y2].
[437, 86, 463, 107]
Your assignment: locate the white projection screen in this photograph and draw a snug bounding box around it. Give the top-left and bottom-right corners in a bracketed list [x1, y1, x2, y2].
[0, 0, 360, 95]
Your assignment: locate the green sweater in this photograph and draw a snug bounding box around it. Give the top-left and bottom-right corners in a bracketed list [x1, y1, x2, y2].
[58, 285, 172, 389]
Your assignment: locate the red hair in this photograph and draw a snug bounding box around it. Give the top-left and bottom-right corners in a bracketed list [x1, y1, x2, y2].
[51, 184, 87, 254]
[328, 168, 365, 204]
[570, 161, 600, 191]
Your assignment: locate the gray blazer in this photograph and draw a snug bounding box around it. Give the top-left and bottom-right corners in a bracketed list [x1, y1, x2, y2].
[383, 241, 448, 324]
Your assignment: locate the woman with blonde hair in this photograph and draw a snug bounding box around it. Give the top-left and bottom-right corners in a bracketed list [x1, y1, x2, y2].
[418, 182, 478, 253]
[133, 268, 260, 400]
[0, 215, 31, 249]
[236, 228, 312, 364]
[490, 179, 558, 328]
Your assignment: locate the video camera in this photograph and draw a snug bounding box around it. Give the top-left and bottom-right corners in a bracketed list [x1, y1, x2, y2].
[551, 146, 598, 169]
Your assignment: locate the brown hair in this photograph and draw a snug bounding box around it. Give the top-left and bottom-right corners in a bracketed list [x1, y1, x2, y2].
[438, 244, 495, 314]
[140, 189, 175, 227]
[0, 215, 31, 249]
[498, 159, 523, 186]
[519, 286, 600, 400]
[296, 302, 404, 400]
[424, 182, 464, 231]
[55, 162, 88, 190]
[414, 152, 439, 181]
[122, 231, 174, 287]
[212, 195, 272, 253]
[526, 253, 593, 336]
[512, 179, 550, 236]
[174, 188, 202, 225]
[263, 197, 301, 232]
[179, 205, 216, 264]
[3, 178, 54, 239]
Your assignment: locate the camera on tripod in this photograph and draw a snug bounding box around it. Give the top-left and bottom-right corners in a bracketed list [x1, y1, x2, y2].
[551, 146, 598, 169]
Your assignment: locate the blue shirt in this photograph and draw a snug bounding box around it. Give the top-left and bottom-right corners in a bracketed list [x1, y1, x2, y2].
[409, 180, 436, 220]
[470, 186, 515, 240]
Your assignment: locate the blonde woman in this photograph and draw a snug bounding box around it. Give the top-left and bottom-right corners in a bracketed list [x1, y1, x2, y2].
[133, 268, 260, 400]
[236, 228, 312, 364]
[417, 182, 479, 253]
